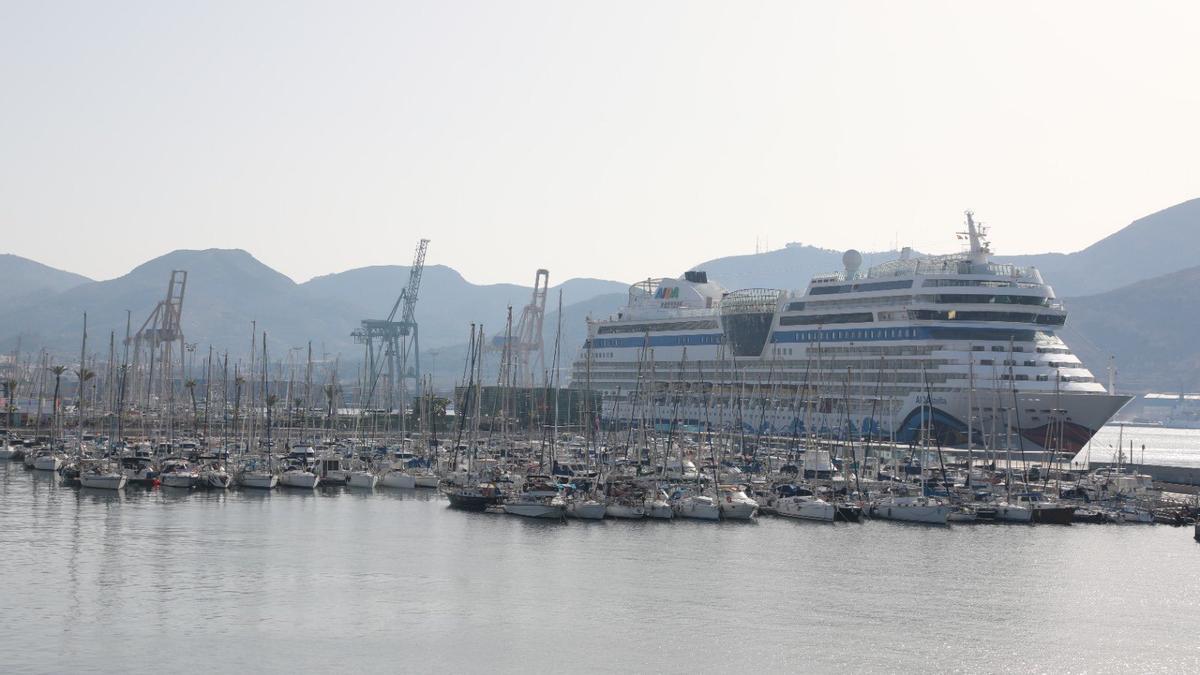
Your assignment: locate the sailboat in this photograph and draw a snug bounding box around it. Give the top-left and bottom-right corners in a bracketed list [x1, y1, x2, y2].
[78, 458, 127, 490]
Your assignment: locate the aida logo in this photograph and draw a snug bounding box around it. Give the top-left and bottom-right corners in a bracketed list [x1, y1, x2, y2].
[655, 287, 681, 299]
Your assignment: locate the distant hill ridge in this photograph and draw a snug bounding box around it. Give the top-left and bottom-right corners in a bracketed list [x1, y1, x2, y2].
[1, 197, 1198, 391]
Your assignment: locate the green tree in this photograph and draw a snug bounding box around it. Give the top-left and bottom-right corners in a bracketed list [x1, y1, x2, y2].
[48, 365, 66, 440]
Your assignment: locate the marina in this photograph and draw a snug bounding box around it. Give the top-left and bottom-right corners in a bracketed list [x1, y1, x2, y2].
[2, 456, 1198, 674]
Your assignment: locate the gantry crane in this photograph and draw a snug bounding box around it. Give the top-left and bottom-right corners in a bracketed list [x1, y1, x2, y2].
[493, 268, 549, 389]
[353, 239, 429, 421]
[126, 270, 187, 407]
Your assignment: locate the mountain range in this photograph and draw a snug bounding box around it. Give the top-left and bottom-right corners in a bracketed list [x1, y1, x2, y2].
[2, 198, 1198, 392]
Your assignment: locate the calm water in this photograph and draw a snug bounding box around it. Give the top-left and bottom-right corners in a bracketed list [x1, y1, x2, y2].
[1081, 424, 1200, 468]
[1, 462, 1198, 674]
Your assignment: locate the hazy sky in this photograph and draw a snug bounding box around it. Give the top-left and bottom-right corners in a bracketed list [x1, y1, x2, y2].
[3, 1, 1198, 285]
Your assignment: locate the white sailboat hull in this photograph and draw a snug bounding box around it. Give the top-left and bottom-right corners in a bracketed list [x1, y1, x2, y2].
[348, 472, 378, 489]
[995, 504, 1033, 523]
[644, 500, 674, 520]
[566, 501, 607, 520]
[414, 474, 440, 488]
[720, 500, 758, 520]
[776, 497, 836, 522]
[280, 471, 320, 488]
[239, 472, 278, 489]
[675, 498, 721, 521]
[871, 498, 952, 524]
[79, 474, 127, 490]
[33, 456, 62, 471]
[160, 474, 198, 489]
[503, 501, 566, 519]
[381, 472, 416, 489]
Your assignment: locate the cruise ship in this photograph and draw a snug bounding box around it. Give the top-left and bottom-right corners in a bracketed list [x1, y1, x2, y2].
[570, 214, 1130, 453]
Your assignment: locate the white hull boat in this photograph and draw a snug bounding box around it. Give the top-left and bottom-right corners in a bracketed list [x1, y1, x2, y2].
[381, 471, 416, 489]
[718, 487, 758, 520]
[239, 471, 278, 489]
[775, 495, 836, 522]
[280, 470, 321, 488]
[413, 473, 440, 488]
[33, 455, 63, 472]
[79, 473, 127, 490]
[674, 495, 721, 521]
[870, 496, 952, 525]
[0, 444, 15, 460]
[160, 473, 198, 489]
[348, 471, 379, 489]
[566, 499, 607, 520]
[644, 498, 674, 520]
[503, 497, 566, 519]
[994, 502, 1034, 523]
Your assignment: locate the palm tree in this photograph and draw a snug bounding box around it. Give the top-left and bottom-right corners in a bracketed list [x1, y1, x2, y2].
[233, 375, 245, 429]
[323, 384, 339, 430]
[265, 394, 278, 450]
[3, 379, 17, 429]
[76, 368, 95, 429]
[49, 365, 66, 441]
[185, 379, 198, 434]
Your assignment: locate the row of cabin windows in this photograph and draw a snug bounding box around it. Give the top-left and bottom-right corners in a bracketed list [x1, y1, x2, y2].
[972, 345, 1025, 352]
[907, 309, 1066, 325]
[923, 279, 1043, 289]
[596, 320, 719, 334]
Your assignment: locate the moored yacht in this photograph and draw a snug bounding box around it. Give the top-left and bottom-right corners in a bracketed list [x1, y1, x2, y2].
[502, 475, 566, 519]
[870, 494, 952, 525]
[717, 485, 758, 520]
[775, 494, 836, 522]
[78, 460, 128, 490]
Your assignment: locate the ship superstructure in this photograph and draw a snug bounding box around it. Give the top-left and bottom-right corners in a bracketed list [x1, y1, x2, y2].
[570, 214, 1129, 452]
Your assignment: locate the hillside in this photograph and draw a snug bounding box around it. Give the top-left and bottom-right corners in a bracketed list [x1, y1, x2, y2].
[1063, 264, 1200, 393]
[0, 254, 92, 315]
[998, 198, 1200, 296]
[0, 249, 629, 382]
[689, 198, 1200, 297]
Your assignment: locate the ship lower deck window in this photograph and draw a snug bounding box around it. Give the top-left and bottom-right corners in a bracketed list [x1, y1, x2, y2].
[779, 312, 874, 326]
[924, 293, 1050, 306]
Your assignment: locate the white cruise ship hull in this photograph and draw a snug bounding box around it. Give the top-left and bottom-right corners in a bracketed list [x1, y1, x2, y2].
[600, 389, 1128, 454]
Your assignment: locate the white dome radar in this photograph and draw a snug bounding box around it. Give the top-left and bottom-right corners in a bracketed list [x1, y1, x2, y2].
[842, 249, 863, 279]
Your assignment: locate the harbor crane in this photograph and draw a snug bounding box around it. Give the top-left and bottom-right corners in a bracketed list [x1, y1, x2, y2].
[126, 270, 187, 407]
[493, 268, 549, 389]
[354, 239, 429, 423]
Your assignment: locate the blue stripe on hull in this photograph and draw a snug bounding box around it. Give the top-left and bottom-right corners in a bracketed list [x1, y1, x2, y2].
[587, 326, 1052, 349]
